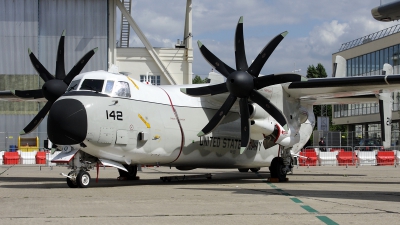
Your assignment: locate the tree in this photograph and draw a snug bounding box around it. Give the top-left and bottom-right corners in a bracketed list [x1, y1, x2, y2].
[306, 63, 346, 133]
[192, 75, 207, 84]
[306, 63, 327, 79]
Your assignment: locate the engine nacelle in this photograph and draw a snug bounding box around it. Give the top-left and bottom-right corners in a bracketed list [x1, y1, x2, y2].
[248, 103, 269, 120]
[273, 124, 300, 147]
[250, 118, 275, 140]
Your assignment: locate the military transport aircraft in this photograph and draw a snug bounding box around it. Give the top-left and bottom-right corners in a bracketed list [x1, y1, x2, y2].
[1, 17, 399, 188]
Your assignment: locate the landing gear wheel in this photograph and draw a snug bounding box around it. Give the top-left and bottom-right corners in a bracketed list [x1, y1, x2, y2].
[238, 168, 249, 172]
[66, 171, 78, 188]
[77, 170, 91, 188]
[118, 165, 138, 180]
[250, 168, 260, 172]
[269, 157, 287, 182]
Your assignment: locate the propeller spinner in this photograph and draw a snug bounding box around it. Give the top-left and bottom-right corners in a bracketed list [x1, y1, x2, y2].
[18, 30, 97, 135]
[181, 16, 304, 153]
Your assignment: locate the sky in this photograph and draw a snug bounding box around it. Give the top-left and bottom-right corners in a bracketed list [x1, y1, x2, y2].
[122, 0, 400, 78]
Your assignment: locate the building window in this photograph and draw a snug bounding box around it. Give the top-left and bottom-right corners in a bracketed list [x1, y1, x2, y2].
[140, 75, 161, 85]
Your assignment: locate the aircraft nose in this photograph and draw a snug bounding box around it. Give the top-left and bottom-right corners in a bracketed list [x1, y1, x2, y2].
[47, 98, 87, 145]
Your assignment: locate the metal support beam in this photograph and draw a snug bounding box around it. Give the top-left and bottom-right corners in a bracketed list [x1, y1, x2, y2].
[183, 0, 193, 84]
[115, 0, 176, 84]
[108, 0, 117, 67]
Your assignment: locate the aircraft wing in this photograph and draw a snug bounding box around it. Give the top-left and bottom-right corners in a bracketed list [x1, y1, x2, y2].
[0, 90, 46, 102]
[283, 75, 400, 104]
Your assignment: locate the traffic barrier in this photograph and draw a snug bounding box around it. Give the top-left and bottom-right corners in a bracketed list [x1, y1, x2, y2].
[397, 151, 400, 165]
[20, 151, 36, 165]
[35, 152, 46, 164]
[0, 151, 4, 165]
[357, 151, 377, 166]
[331, 148, 344, 152]
[298, 151, 318, 166]
[3, 152, 20, 165]
[376, 151, 395, 166]
[337, 151, 356, 166]
[318, 152, 337, 166]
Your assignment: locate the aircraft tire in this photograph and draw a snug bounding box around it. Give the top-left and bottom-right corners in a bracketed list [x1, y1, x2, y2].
[238, 168, 249, 172]
[77, 171, 91, 188]
[122, 165, 138, 180]
[269, 157, 286, 182]
[66, 171, 78, 188]
[250, 168, 260, 172]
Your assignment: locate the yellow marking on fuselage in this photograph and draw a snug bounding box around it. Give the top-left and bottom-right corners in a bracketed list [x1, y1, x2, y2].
[138, 114, 151, 128]
[127, 76, 139, 90]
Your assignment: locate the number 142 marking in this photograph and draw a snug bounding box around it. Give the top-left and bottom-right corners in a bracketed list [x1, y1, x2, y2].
[106, 110, 123, 120]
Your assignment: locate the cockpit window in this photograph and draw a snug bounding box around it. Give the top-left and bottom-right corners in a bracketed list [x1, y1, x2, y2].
[66, 79, 81, 92]
[104, 80, 114, 94]
[112, 81, 131, 98]
[80, 79, 104, 93]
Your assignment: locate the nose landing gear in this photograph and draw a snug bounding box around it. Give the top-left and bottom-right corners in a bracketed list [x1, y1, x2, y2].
[58, 150, 97, 188]
[63, 170, 91, 188]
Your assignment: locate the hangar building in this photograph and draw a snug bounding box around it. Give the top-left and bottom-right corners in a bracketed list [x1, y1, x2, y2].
[0, 0, 193, 150]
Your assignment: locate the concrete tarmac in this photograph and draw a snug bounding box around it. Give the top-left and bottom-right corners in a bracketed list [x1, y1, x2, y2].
[0, 165, 399, 225]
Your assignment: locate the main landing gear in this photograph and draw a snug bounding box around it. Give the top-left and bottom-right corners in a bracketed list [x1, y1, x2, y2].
[117, 165, 138, 181]
[269, 147, 293, 182]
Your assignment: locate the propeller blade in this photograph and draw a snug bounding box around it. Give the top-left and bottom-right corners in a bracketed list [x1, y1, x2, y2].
[20, 101, 53, 135]
[63, 47, 98, 85]
[247, 31, 288, 77]
[14, 89, 44, 99]
[249, 90, 286, 126]
[234, 16, 248, 71]
[198, 94, 237, 136]
[55, 30, 66, 80]
[254, 73, 305, 89]
[28, 49, 54, 82]
[239, 98, 250, 154]
[181, 83, 228, 96]
[197, 41, 235, 78]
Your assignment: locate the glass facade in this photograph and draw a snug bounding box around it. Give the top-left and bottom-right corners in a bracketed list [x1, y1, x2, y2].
[346, 44, 400, 77]
[333, 44, 400, 118]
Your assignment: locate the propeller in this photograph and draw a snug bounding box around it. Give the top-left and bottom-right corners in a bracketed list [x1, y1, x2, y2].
[181, 16, 304, 153]
[19, 30, 98, 135]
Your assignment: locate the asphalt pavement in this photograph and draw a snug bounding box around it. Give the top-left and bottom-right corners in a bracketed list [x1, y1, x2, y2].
[0, 165, 399, 224]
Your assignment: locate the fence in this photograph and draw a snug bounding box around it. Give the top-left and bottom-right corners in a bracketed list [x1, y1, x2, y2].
[297, 146, 399, 167]
[1, 149, 60, 166]
[312, 130, 400, 149]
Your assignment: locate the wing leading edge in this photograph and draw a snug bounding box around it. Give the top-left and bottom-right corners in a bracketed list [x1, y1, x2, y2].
[284, 75, 400, 102]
